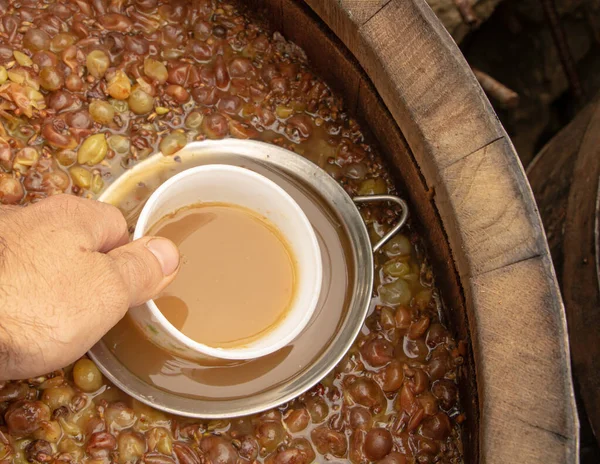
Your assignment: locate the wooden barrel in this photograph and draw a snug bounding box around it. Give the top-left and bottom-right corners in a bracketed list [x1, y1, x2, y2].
[528, 94, 600, 452]
[248, 0, 579, 462]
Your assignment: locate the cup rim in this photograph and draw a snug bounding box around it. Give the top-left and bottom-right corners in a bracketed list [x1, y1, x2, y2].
[133, 163, 323, 360]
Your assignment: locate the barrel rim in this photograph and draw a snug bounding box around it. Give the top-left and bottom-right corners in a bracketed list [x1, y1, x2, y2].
[296, 0, 579, 462]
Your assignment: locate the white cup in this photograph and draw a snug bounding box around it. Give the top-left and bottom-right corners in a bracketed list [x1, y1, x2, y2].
[131, 164, 322, 361]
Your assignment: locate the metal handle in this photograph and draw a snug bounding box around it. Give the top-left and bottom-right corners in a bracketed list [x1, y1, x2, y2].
[353, 195, 409, 253]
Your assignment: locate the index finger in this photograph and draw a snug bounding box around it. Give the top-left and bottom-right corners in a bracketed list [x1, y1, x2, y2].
[31, 195, 129, 253]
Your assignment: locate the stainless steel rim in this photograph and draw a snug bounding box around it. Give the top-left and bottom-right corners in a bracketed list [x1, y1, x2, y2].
[92, 139, 407, 418]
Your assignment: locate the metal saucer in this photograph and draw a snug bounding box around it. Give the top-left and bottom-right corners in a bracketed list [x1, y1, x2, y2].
[91, 139, 407, 418]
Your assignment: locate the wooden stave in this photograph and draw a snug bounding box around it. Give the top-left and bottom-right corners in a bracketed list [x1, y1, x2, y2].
[528, 94, 600, 451]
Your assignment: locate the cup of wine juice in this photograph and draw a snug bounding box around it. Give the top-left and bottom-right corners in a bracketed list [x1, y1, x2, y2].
[130, 164, 322, 361]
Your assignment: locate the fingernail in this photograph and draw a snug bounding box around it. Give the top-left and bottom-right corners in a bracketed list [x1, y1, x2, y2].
[146, 238, 180, 276]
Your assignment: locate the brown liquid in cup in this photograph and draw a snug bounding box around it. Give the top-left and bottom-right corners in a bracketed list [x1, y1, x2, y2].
[148, 202, 297, 348]
[103, 156, 353, 400]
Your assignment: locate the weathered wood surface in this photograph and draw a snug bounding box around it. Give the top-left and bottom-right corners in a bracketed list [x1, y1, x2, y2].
[527, 101, 596, 280]
[248, 0, 579, 462]
[528, 95, 600, 449]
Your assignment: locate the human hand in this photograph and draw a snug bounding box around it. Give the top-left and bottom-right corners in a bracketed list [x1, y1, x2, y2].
[0, 194, 180, 380]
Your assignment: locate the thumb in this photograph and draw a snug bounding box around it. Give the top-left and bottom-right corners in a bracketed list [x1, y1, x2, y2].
[108, 236, 180, 307]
